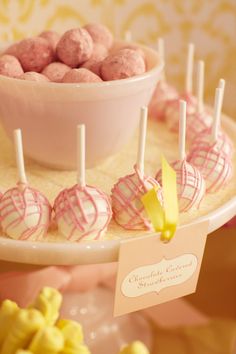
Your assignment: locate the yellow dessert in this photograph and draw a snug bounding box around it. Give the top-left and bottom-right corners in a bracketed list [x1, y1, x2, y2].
[119, 341, 149, 354]
[28, 326, 64, 353]
[0, 299, 19, 346]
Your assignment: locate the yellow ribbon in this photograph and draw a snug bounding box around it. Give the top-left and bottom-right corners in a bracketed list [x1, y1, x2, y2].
[141, 156, 179, 242]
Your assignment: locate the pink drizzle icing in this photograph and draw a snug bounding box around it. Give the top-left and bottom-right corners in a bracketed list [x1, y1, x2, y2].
[0, 184, 51, 240]
[188, 145, 233, 193]
[111, 165, 162, 230]
[53, 184, 112, 242]
[156, 159, 205, 212]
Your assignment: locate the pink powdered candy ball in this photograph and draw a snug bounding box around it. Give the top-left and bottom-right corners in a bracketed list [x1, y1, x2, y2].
[0, 54, 24, 78]
[42, 62, 71, 82]
[111, 165, 162, 230]
[101, 48, 146, 81]
[110, 42, 146, 61]
[39, 30, 61, 51]
[57, 28, 93, 68]
[156, 159, 206, 212]
[84, 23, 113, 49]
[165, 92, 197, 132]
[190, 128, 234, 158]
[148, 80, 178, 121]
[17, 37, 54, 72]
[62, 68, 102, 83]
[0, 185, 52, 241]
[188, 145, 233, 193]
[20, 71, 49, 82]
[81, 43, 108, 76]
[4, 42, 19, 57]
[54, 184, 112, 242]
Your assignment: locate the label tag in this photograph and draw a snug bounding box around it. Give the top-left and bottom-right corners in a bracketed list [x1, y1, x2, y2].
[114, 220, 209, 317]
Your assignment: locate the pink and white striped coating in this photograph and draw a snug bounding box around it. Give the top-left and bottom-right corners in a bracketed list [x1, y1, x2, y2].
[111, 165, 162, 230]
[185, 111, 213, 143]
[188, 146, 233, 193]
[148, 81, 178, 121]
[165, 93, 197, 132]
[156, 159, 206, 212]
[53, 184, 112, 242]
[0, 184, 51, 241]
[190, 128, 233, 158]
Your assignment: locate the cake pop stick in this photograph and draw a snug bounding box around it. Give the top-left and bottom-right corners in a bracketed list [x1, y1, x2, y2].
[54, 125, 112, 241]
[188, 86, 233, 193]
[156, 100, 206, 212]
[157, 37, 165, 81]
[0, 129, 52, 241]
[196, 60, 204, 113]
[185, 43, 195, 94]
[124, 30, 132, 42]
[111, 107, 162, 230]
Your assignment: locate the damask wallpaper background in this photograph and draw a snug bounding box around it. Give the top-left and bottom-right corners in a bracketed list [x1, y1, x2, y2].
[0, 0, 235, 117]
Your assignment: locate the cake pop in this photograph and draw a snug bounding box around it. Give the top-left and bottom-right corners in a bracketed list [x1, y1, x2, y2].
[190, 79, 233, 158]
[101, 48, 146, 81]
[53, 125, 112, 242]
[188, 87, 233, 193]
[0, 130, 52, 241]
[56, 28, 93, 68]
[111, 107, 162, 230]
[156, 100, 205, 212]
[166, 43, 197, 131]
[148, 38, 178, 121]
[184, 60, 213, 142]
[0, 54, 24, 78]
[83, 23, 113, 49]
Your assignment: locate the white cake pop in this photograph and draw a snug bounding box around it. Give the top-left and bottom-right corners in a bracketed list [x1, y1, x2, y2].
[156, 100, 206, 212]
[0, 130, 51, 241]
[190, 79, 233, 157]
[53, 125, 112, 242]
[166, 43, 197, 131]
[188, 87, 233, 193]
[111, 107, 162, 230]
[148, 38, 178, 121]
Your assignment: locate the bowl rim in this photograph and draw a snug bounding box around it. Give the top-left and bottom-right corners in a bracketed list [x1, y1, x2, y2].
[0, 40, 164, 89]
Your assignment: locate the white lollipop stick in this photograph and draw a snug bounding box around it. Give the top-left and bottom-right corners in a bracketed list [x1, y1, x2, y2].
[77, 125, 86, 188]
[157, 37, 165, 81]
[179, 100, 187, 161]
[124, 30, 132, 42]
[185, 43, 195, 93]
[137, 106, 148, 179]
[196, 60, 204, 113]
[14, 129, 28, 185]
[211, 87, 223, 142]
[218, 78, 225, 108]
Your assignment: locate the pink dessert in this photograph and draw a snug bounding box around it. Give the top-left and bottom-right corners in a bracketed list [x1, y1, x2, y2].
[84, 23, 113, 49]
[42, 62, 71, 82]
[20, 72, 50, 82]
[39, 30, 60, 51]
[57, 28, 93, 68]
[62, 68, 102, 83]
[149, 81, 178, 121]
[0, 54, 24, 78]
[185, 111, 213, 143]
[4, 42, 19, 57]
[81, 43, 108, 76]
[101, 48, 146, 81]
[17, 37, 54, 72]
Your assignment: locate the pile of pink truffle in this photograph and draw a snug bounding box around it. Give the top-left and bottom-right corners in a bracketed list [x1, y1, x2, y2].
[0, 23, 146, 83]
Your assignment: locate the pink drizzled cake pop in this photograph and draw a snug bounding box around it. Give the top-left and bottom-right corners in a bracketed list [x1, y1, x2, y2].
[185, 60, 212, 143]
[0, 54, 24, 78]
[165, 43, 197, 131]
[148, 38, 178, 121]
[54, 125, 112, 242]
[188, 87, 233, 193]
[56, 28, 93, 68]
[156, 100, 205, 212]
[0, 130, 51, 240]
[111, 107, 162, 230]
[190, 79, 233, 158]
[83, 23, 113, 50]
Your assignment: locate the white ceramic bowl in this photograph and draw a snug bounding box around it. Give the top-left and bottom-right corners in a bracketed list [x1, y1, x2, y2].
[0, 41, 163, 169]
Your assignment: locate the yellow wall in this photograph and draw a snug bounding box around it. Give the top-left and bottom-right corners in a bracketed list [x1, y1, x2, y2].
[0, 0, 235, 117]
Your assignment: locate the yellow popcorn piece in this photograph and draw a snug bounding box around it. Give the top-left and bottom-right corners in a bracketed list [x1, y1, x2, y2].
[57, 319, 84, 349]
[60, 344, 91, 354]
[30, 287, 62, 326]
[0, 299, 19, 346]
[28, 326, 64, 354]
[119, 341, 149, 354]
[1, 308, 45, 354]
